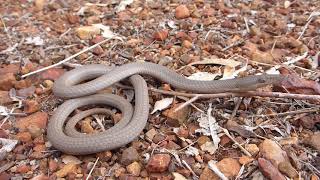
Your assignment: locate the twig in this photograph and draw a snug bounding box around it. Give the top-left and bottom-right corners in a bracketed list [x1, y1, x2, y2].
[82, 54, 94, 63]
[44, 44, 78, 51]
[208, 160, 228, 180]
[178, 139, 199, 152]
[236, 165, 245, 180]
[0, 161, 15, 174]
[86, 2, 110, 7]
[117, 82, 320, 102]
[177, 96, 204, 113]
[292, 64, 317, 73]
[230, 97, 243, 121]
[21, 38, 111, 78]
[270, 39, 277, 55]
[0, 106, 25, 128]
[222, 39, 244, 51]
[205, 28, 243, 41]
[142, 41, 155, 52]
[248, 60, 275, 67]
[222, 128, 252, 156]
[248, 108, 319, 118]
[119, 82, 320, 102]
[162, 149, 183, 167]
[308, 35, 319, 46]
[182, 160, 199, 179]
[282, 86, 304, 108]
[93, 115, 106, 131]
[86, 157, 99, 180]
[243, 17, 250, 34]
[299, 160, 320, 176]
[59, 28, 71, 39]
[174, 95, 201, 112]
[0, 43, 18, 54]
[283, 51, 308, 65]
[150, 88, 320, 102]
[204, 30, 215, 41]
[0, 16, 7, 32]
[297, 11, 318, 40]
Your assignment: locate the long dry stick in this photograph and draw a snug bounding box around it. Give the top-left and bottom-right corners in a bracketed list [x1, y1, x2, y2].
[149, 88, 320, 102]
[21, 38, 111, 78]
[249, 108, 319, 118]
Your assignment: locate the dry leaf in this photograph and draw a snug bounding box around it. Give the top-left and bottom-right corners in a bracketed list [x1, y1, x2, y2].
[25, 36, 44, 46]
[200, 141, 217, 155]
[172, 172, 187, 180]
[115, 0, 133, 12]
[92, 24, 124, 41]
[153, 29, 169, 41]
[0, 138, 18, 152]
[62, 155, 82, 165]
[265, 67, 281, 75]
[151, 98, 173, 114]
[281, 74, 320, 95]
[222, 66, 235, 79]
[188, 57, 247, 80]
[284, 1, 291, 8]
[195, 104, 220, 153]
[226, 120, 256, 138]
[187, 72, 220, 81]
[167, 20, 178, 29]
[0, 138, 18, 160]
[185, 146, 199, 156]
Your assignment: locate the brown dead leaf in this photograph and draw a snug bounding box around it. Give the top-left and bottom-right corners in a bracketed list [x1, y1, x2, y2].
[225, 120, 256, 138]
[302, 132, 320, 151]
[251, 50, 274, 64]
[258, 158, 287, 180]
[153, 29, 169, 41]
[175, 5, 190, 19]
[295, 114, 320, 129]
[280, 74, 320, 95]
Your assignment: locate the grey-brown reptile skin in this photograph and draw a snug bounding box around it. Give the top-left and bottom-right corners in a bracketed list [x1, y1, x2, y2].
[47, 62, 286, 155]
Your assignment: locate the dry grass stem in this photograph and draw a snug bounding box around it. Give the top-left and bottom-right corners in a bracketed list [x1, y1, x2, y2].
[86, 157, 99, 180]
[21, 38, 111, 78]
